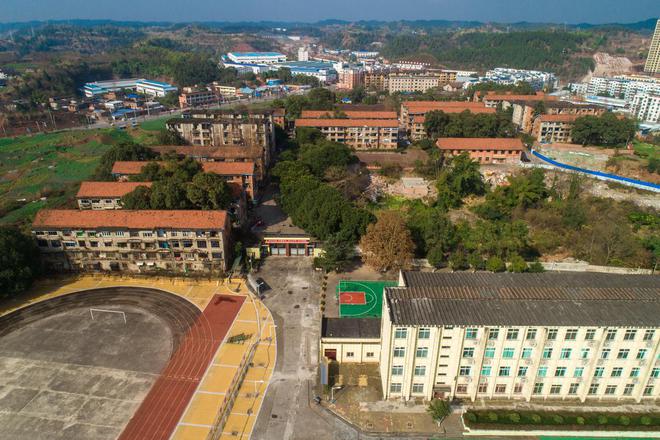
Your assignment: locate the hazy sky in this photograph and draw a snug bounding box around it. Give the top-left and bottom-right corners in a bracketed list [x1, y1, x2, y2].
[0, 0, 658, 24]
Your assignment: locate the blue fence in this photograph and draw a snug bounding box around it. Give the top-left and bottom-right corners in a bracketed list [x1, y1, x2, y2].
[531, 150, 660, 192]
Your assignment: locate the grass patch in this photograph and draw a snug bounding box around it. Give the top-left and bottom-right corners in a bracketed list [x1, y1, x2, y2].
[139, 116, 170, 132]
[633, 141, 659, 160]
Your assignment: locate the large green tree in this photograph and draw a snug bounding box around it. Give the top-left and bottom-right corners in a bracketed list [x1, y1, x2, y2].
[0, 227, 41, 297]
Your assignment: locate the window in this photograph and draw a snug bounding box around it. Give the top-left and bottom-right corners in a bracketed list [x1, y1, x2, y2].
[477, 383, 488, 393]
[560, 348, 572, 359]
[495, 384, 506, 393]
[393, 347, 405, 358]
[588, 384, 599, 395]
[617, 349, 630, 360]
[636, 349, 647, 360]
[412, 383, 424, 393]
[459, 366, 471, 376]
[550, 385, 562, 395]
[210, 240, 220, 248]
[581, 348, 590, 359]
[611, 367, 623, 377]
[514, 384, 523, 394]
[499, 367, 511, 377]
[346, 352, 354, 358]
[481, 366, 492, 376]
[630, 368, 640, 378]
[605, 329, 617, 341]
[623, 384, 634, 396]
[484, 348, 495, 359]
[533, 383, 544, 394]
[623, 329, 637, 341]
[651, 368, 660, 378]
[414, 365, 426, 376]
[391, 365, 403, 376]
[522, 348, 533, 359]
[601, 349, 611, 359]
[502, 348, 514, 359]
[565, 329, 578, 340]
[390, 383, 402, 393]
[542, 348, 553, 359]
[416, 347, 428, 358]
[394, 328, 407, 339]
[643, 330, 655, 341]
[506, 329, 519, 340]
[418, 328, 430, 339]
[518, 367, 528, 377]
[547, 328, 558, 340]
[196, 240, 207, 248]
[463, 347, 475, 358]
[585, 329, 596, 340]
[526, 328, 537, 340]
[643, 386, 654, 396]
[605, 385, 617, 395]
[456, 385, 468, 394]
[537, 367, 548, 377]
[568, 383, 579, 395]
[488, 329, 499, 340]
[594, 367, 604, 378]
[366, 352, 374, 358]
[465, 328, 478, 339]
[574, 367, 584, 378]
[555, 367, 567, 377]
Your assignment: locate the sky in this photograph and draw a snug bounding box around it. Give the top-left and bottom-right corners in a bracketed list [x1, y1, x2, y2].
[0, 0, 658, 25]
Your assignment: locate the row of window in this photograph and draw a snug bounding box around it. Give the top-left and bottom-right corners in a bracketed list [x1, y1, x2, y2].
[452, 383, 655, 397]
[467, 346, 652, 361]
[461, 365, 660, 379]
[35, 230, 219, 238]
[462, 327, 655, 342]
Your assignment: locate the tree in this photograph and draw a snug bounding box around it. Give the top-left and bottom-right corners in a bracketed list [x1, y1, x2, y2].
[486, 256, 506, 272]
[314, 234, 355, 272]
[508, 254, 528, 272]
[121, 185, 152, 209]
[424, 110, 451, 138]
[360, 211, 414, 271]
[149, 180, 191, 209]
[186, 173, 232, 210]
[571, 113, 637, 147]
[157, 128, 187, 145]
[427, 399, 451, 422]
[93, 141, 157, 180]
[0, 226, 41, 297]
[299, 141, 355, 177]
[436, 153, 485, 209]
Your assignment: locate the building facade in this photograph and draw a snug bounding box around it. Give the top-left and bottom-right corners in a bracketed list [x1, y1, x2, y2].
[436, 138, 524, 164]
[295, 118, 400, 150]
[321, 318, 381, 363]
[388, 74, 442, 94]
[511, 101, 605, 134]
[644, 19, 660, 74]
[337, 68, 365, 90]
[631, 93, 660, 123]
[532, 115, 577, 143]
[84, 78, 177, 98]
[226, 52, 287, 64]
[475, 91, 557, 109]
[378, 272, 660, 403]
[179, 88, 217, 109]
[76, 182, 153, 210]
[400, 101, 495, 132]
[32, 210, 231, 273]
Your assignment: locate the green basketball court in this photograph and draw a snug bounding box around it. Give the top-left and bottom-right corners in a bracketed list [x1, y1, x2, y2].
[336, 280, 397, 318]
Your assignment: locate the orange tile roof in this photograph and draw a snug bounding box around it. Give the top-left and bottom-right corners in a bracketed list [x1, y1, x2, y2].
[111, 161, 255, 175]
[295, 118, 400, 128]
[483, 94, 557, 102]
[436, 137, 525, 151]
[301, 110, 398, 119]
[33, 209, 228, 230]
[539, 114, 578, 122]
[404, 101, 487, 108]
[77, 182, 153, 198]
[403, 101, 495, 115]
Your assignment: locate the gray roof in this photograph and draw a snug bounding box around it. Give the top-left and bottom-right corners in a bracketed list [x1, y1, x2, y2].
[321, 317, 381, 339]
[388, 272, 660, 327]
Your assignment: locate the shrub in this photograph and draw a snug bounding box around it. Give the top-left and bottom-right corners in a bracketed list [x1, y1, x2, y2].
[597, 415, 608, 425]
[486, 256, 506, 272]
[508, 412, 521, 423]
[487, 412, 499, 423]
[640, 416, 652, 425]
[576, 416, 585, 425]
[552, 415, 564, 424]
[527, 261, 545, 272]
[465, 412, 478, 423]
[619, 416, 631, 426]
[530, 414, 542, 424]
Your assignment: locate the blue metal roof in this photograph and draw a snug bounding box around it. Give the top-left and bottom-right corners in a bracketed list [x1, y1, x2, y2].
[229, 52, 285, 58]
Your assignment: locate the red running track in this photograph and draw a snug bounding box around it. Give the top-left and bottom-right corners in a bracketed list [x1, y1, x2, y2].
[119, 294, 246, 440]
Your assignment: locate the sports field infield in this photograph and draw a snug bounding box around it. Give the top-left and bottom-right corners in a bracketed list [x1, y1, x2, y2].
[336, 280, 397, 318]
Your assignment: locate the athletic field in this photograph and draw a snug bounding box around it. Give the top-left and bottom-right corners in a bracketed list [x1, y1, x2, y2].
[336, 280, 397, 318]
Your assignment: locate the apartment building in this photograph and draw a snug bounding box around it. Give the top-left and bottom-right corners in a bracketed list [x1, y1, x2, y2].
[388, 74, 442, 94]
[475, 91, 557, 109]
[179, 88, 217, 109]
[436, 138, 524, 164]
[631, 93, 660, 123]
[213, 84, 238, 98]
[295, 118, 400, 150]
[32, 209, 231, 273]
[511, 101, 605, 134]
[337, 68, 365, 90]
[111, 161, 258, 200]
[166, 110, 276, 168]
[532, 114, 578, 143]
[364, 72, 389, 91]
[644, 19, 660, 74]
[76, 182, 153, 210]
[400, 101, 495, 132]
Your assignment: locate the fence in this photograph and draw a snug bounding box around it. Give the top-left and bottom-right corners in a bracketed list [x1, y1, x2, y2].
[528, 149, 660, 193]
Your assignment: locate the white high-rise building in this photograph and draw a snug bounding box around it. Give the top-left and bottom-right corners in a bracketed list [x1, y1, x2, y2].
[644, 19, 660, 74]
[298, 46, 309, 62]
[632, 93, 660, 123]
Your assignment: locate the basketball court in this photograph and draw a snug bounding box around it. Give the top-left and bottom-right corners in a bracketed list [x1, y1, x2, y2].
[336, 280, 397, 318]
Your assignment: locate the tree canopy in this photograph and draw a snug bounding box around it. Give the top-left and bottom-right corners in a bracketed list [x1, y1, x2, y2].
[359, 211, 415, 271]
[0, 226, 41, 297]
[571, 113, 637, 147]
[424, 110, 515, 139]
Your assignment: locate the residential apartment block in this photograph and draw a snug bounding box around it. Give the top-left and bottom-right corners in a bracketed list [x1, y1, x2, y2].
[511, 100, 604, 134]
[644, 19, 660, 74]
[474, 91, 557, 109]
[436, 138, 524, 164]
[32, 210, 231, 273]
[295, 118, 399, 150]
[76, 182, 153, 210]
[364, 72, 389, 91]
[337, 68, 365, 90]
[532, 114, 578, 143]
[179, 88, 218, 109]
[378, 272, 660, 403]
[631, 93, 660, 123]
[400, 101, 495, 133]
[388, 74, 442, 94]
